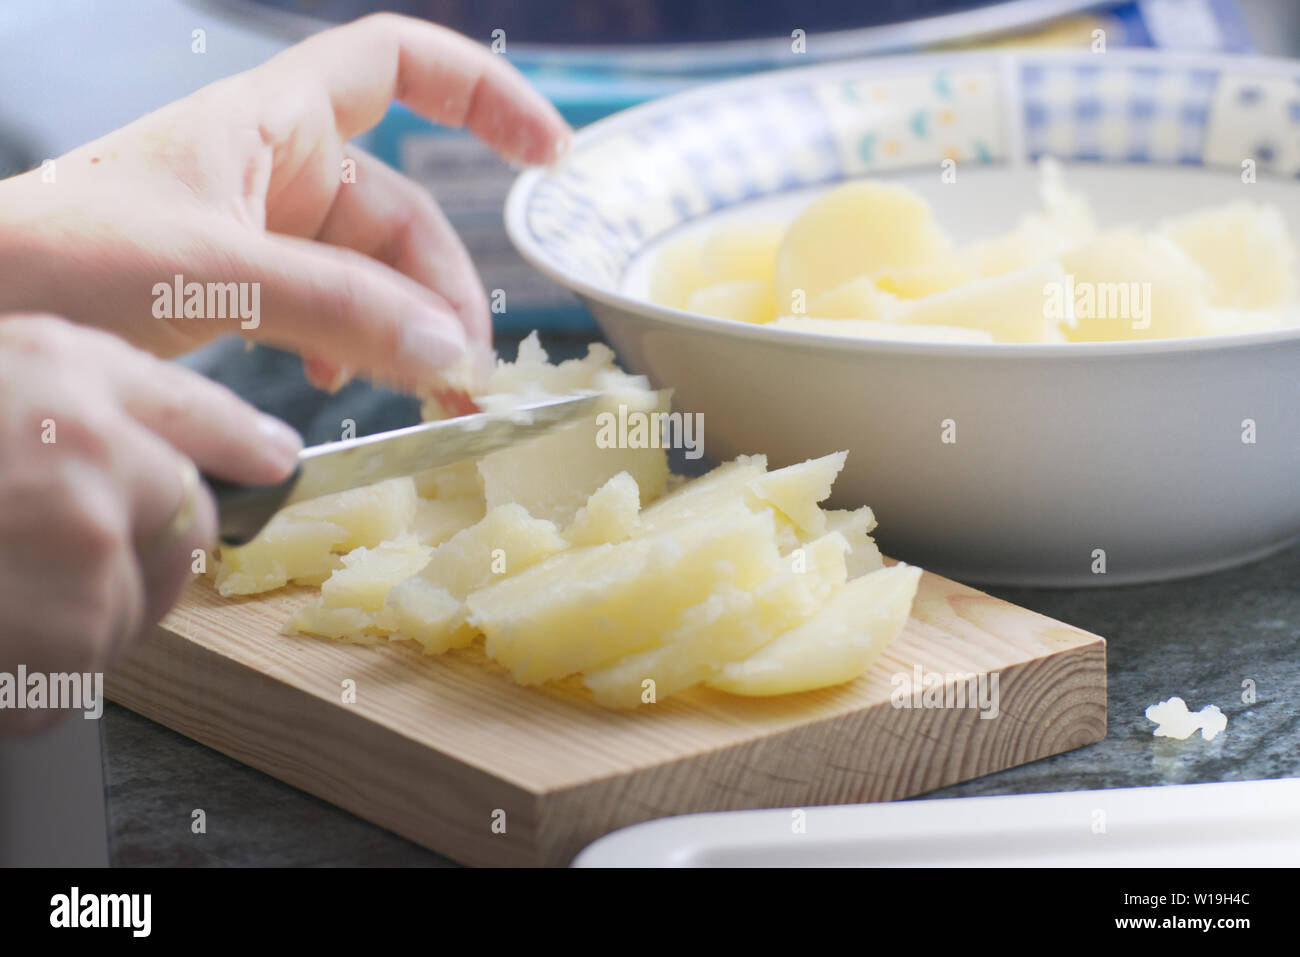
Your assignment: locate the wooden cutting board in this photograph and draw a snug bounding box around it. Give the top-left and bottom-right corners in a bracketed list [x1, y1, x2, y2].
[106, 571, 1106, 866]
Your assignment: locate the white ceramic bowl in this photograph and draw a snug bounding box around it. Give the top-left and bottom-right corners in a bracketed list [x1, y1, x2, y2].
[506, 49, 1300, 585]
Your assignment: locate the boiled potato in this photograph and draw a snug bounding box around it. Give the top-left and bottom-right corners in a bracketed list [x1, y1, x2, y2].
[320, 537, 432, 612]
[381, 578, 468, 655]
[215, 516, 349, 596]
[685, 280, 775, 324]
[892, 260, 1068, 343]
[564, 471, 642, 546]
[1159, 203, 1297, 310]
[582, 531, 849, 707]
[1061, 231, 1214, 341]
[285, 477, 419, 553]
[469, 503, 786, 684]
[825, 506, 885, 577]
[746, 451, 847, 537]
[411, 497, 485, 547]
[648, 233, 710, 310]
[475, 336, 670, 526]
[774, 181, 952, 308]
[256, 333, 927, 708]
[875, 259, 979, 298]
[700, 221, 785, 282]
[709, 563, 921, 696]
[804, 276, 891, 321]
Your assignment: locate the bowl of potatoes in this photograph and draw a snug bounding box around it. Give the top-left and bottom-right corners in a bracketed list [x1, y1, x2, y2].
[506, 49, 1300, 585]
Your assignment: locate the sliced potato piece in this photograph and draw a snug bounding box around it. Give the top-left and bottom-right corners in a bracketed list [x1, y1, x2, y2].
[412, 497, 485, 547]
[700, 221, 785, 283]
[475, 338, 670, 527]
[825, 506, 885, 577]
[1159, 202, 1297, 310]
[583, 532, 847, 708]
[649, 233, 709, 310]
[639, 454, 768, 532]
[746, 451, 847, 538]
[774, 180, 952, 306]
[469, 503, 784, 684]
[215, 516, 349, 596]
[875, 258, 979, 298]
[320, 537, 432, 612]
[685, 279, 775, 324]
[892, 260, 1067, 343]
[803, 276, 891, 321]
[709, 563, 921, 697]
[286, 477, 419, 552]
[1061, 231, 1214, 341]
[564, 471, 642, 546]
[380, 577, 470, 655]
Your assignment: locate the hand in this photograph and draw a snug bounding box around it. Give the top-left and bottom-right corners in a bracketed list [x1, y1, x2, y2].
[0, 315, 301, 732]
[0, 13, 570, 393]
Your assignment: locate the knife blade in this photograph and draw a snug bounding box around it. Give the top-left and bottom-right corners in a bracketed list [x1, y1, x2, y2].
[206, 392, 601, 545]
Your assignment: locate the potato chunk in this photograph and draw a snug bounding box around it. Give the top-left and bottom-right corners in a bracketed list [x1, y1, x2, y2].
[774, 181, 952, 307]
[709, 563, 921, 696]
[469, 504, 785, 684]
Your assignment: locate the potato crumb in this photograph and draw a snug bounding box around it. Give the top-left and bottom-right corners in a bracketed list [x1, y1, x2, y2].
[1145, 696, 1227, 741]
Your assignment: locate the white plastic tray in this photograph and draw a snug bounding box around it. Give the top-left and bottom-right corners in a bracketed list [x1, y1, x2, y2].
[573, 778, 1300, 867]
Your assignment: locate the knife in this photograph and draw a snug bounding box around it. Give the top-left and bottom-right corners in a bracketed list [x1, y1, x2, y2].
[206, 392, 601, 546]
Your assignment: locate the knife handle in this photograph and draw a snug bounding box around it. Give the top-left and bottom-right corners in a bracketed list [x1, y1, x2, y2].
[203, 466, 302, 547]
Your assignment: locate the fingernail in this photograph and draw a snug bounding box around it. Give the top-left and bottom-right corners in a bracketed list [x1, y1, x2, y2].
[400, 319, 467, 375]
[257, 414, 303, 469]
[549, 130, 574, 168]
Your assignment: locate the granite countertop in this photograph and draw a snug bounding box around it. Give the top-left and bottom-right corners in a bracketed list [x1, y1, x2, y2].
[99, 337, 1300, 866]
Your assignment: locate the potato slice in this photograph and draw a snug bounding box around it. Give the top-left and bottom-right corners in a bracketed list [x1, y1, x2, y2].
[774, 181, 952, 307]
[282, 606, 384, 643]
[875, 259, 979, 298]
[413, 460, 482, 500]
[475, 337, 670, 526]
[419, 504, 567, 600]
[215, 516, 349, 596]
[468, 503, 784, 684]
[285, 477, 418, 552]
[583, 531, 848, 707]
[564, 472, 642, 546]
[412, 497, 485, 547]
[709, 563, 921, 697]
[804, 275, 891, 321]
[1159, 202, 1297, 310]
[649, 233, 710, 310]
[892, 260, 1067, 343]
[1060, 231, 1214, 341]
[320, 537, 433, 612]
[685, 279, 775, 324]
[639, 454, 768, 532]
[825, 506, 885, 577]
[700, 221, 785, 283]
[746, 451, 847, 537]
[380, 578, 468, 655]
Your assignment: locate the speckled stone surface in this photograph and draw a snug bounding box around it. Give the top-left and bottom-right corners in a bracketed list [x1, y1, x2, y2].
[100, 335, 1300, 866]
